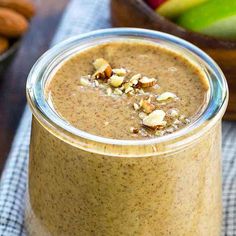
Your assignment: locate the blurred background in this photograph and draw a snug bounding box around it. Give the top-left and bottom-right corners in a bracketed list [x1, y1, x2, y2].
[0, 0, 69, 173]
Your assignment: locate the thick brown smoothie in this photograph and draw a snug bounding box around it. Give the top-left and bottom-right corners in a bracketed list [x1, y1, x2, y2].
[46, 42, 208, 139]
[25, 40, 222, 236]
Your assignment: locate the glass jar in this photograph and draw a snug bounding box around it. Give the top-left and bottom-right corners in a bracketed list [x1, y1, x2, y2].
[25, 28, 228, 236]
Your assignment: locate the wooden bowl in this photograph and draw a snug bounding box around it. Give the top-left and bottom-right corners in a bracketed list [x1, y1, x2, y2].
[111, 0, 236, 120]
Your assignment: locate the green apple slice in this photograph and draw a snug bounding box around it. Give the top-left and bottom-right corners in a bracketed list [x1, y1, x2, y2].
[156, 0, 209, 19]
[177, 0, 236, 39]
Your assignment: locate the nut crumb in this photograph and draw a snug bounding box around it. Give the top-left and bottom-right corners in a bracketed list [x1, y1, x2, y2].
[139, 112, 147, 119]
[113, 88, 123, 95]
[155, 130, 165, 136]
[133, 103, 140, 111]
[125, 86, 134, 94]
[106, 87, 112, 96]
[156, 92, 177, 102]
[167, 109, 179, 117]
[94, 80, 99, 87]
[104, 121, 109, 126]
[80, 77, 91, 86]
[130, 127, 139, 134]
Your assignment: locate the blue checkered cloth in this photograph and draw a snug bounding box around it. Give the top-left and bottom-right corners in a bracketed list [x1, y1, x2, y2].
[0, 0, 236, 235]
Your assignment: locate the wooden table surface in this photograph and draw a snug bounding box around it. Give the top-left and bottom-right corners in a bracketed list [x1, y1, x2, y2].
[0, 0, 69, 173]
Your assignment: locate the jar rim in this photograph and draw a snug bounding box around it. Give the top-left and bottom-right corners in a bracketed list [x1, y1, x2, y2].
[26, 28, 228, 148]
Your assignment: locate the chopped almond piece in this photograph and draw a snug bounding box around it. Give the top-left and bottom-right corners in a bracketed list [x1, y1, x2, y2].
[113, 88, 123, 95]
[80, 77, 91, 86]
[142, 110, 167, 129]
[109, 75, 124, 87]
[139, 112, 147, 119]
[130, 127, 139, 134]
[141, 100, 155, 114]
[133, 103, 140, 111]
[93, 58, 112, 79]
[130, 74, 141, 86]
[167, 108, 179, 117]
[138, 77, 157, 88]
[123, 82, 131, 90]
[125, 86, 134, 94]
[112, 68, 127, 76]
[156, 92, 177, 101]
[155, 130, 165, 136]
[106, 87, 112, 96]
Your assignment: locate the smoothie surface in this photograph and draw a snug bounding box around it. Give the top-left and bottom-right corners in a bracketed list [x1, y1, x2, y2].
[46, 41, 208, 140]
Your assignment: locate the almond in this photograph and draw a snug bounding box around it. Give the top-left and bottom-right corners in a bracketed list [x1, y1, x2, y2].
[0, 0, 36, 19]
[0, 7, 28, 37]
[142, 110, 167, 129]
[93, 58, 112, 79]
[138, 76, 157, 88]
[0, 36, 9, 54]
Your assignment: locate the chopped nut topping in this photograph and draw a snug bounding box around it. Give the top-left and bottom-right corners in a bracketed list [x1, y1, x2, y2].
[125, 86, 134, 94]
[113, 88, 123, 95]
[138, 89, 145, 95]
[138, 77, 157, 88]
[179, 115, 191, 124]
[167, 108, 179, 117]
[173, 119, 182, 125]
[79, 58, 191, 138]
[130, 74, 141, 86]
[93, 58, 112, 80]
[109, 75, 124, 87]
[139, 112, 147, 119]
[156, 92, 177, 102]
[80, 77, 91, 86]
[106, 87, 112, 96]
[166, 127, 175, 133]
[93, 80, 99, 87]
[123, 82, 131, 90]
[112, 68, 127, 76]
[141, 99, 155, 114]
[155, 130, 165, 136]
[142, 110, 167, 129]
[133, 103, 140, 111]
[130, 127, 139, 134]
